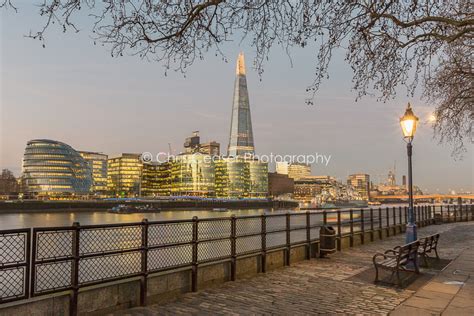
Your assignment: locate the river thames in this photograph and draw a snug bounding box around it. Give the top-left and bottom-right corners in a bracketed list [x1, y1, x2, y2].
[0, 208, 291, 229]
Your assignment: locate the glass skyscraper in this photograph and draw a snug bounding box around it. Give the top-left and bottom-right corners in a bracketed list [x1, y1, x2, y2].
[227, 52, 255, 157]
[21, 139, 92, 198]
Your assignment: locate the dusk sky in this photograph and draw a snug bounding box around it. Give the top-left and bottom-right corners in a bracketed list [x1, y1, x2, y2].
[1, 2, 472, 193]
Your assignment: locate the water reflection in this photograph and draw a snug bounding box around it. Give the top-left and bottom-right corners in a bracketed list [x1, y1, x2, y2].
[0, 209, 289, 229]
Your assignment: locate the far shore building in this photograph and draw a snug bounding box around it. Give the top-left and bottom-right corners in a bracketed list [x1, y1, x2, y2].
[79, 151, 108, 196]
[268, 172, 294, 197]
[294, 176, 336, 202]
[170, 153, 215, 197]
[21, 139, 92, 199]
[347, 173, 370, 201]
[276, 162, 311, 180]
[183, 131, 220, 156]
[107, 153, 143, 197]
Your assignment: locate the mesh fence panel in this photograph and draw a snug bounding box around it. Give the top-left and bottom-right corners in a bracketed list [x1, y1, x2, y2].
[80, 226, 141, 255]
[148, 244, 193, 271]
[36, 230, 73, 260]
[79, 251, 141, 284]
[148, 222, 193, 246]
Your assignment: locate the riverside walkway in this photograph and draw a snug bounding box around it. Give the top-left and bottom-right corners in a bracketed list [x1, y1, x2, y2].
[113, 221, 474, 315]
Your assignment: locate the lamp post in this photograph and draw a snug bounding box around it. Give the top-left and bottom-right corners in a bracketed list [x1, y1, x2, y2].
[400, 103, 419, 243]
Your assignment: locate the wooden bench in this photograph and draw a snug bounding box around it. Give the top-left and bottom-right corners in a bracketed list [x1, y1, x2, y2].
[373, 241, 420, 286]
[418, 234, 440, 266]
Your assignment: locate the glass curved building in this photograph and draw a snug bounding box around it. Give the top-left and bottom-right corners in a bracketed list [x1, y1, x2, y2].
[22, 139, 92, 198]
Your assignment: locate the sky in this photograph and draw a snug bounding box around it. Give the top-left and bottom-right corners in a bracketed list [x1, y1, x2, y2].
[1, 2, 472, 194]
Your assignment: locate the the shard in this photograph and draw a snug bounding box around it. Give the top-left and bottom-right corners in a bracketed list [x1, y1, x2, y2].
[227, 52, 255, 157]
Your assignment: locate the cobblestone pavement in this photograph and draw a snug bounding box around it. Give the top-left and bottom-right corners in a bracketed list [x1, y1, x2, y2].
[112, 222, 474, 315]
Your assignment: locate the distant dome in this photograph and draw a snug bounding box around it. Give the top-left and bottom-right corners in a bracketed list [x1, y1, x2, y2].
[22, 139, 92, 197]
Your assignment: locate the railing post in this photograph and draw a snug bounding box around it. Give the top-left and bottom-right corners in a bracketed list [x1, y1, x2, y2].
[140, 219, 148, 306]
[30, 229, 37, 299]
[349, 209, 354, 247]
[305, 211, 311, 259]
[398, 207, 402, 230]
[440, 205, 444, 223]
[426, 205, 429, 224]
[392, 207, 396, 233]
[191, 216, 198, 292]
[323, 211, 327, 226]
[261, 214, 266, 273]
[369, 208, 374, 242]
[447, 205, 451, 222]
[386, 207, 390, 237]
[460, 204, 464, 222]
[378, 208, 383, 239]
[70, 222, 80, 316]
[360, 209, 365, 245]
[285, 213, 291, 266]
[25, 228, 31, 302]
[420, 205, 426, 226]
[230, 215, 236, 281]
[404, 206, 408, 225]
[337, 210, 342, 251]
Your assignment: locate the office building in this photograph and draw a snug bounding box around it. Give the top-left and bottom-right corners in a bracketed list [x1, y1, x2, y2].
[268, 172, 294, 197]
[21, 139, 92, 198]
[79, 151, 108, 195]
[184, 131, 201, 154]
[170, 153, 215, 197]
[227, 52, 255, 157]
[248, 159, 268, 198]
[183, 131, 220, 156]
[294, 176, 336, 202]
[200, 141, 220, 156]
[276, 162, 311, 180]
[215, 157, 250, 198]
[141, 162, 171, 197]
[347, 174, 370, 200]
[107, 153, 143, 197]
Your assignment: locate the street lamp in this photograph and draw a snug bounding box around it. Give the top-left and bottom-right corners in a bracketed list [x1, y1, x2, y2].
[400, 102, 419, 243]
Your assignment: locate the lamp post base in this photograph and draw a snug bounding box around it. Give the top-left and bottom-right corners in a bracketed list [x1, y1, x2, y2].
[405, 223, 417, 244]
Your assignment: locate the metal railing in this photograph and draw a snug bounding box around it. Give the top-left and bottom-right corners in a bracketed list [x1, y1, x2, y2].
[1, 204, 473, 315]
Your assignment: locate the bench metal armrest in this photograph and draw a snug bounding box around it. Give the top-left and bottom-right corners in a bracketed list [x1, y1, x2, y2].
[373, 252, 387, 264]
[384, 249, 398, 256]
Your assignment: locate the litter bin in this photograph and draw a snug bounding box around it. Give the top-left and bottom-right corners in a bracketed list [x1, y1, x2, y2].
[320, 226, 336, 257]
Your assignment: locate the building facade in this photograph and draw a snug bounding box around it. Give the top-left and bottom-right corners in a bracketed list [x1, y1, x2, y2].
[79, 151, 108, 195]
[294, 176, 336, 202]
[107, 153, 143, 197]
[200, 141, 220, 156]
[227, 52, 255, 157]
[268, 172, 294, 197]
[141, 162, 171, 197]
[215, 157, 250, 198]
[347, 174, 370, 200]
[21, 139, 92, 198]
[248, 160, 268, 198]
[276, 162, 311, 180]
[170, 153, 215, 197]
